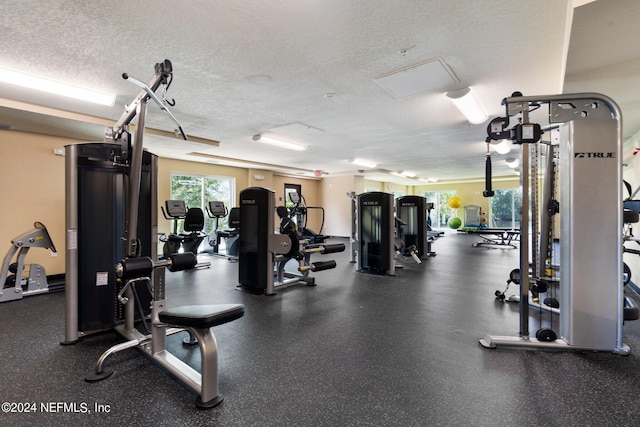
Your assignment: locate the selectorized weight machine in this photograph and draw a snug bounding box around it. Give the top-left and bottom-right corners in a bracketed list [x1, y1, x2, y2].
[353, 191, 396, 275]
[237, 187, 344, 295]
[63, 60, 244, 408]
[396, 195, 436, 259]
[348, 191, 427, 275]
[480, 92, 631, 354]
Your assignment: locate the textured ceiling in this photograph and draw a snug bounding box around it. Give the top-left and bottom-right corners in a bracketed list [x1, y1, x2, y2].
[1, 0, 639, 184]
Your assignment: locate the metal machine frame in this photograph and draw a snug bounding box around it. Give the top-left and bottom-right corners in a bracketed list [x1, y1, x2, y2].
[480, 92, 628, 354]
[396, 195, 436, 259]
[63, 60, 244, 408]
[0, 222, 58, 302]
[238, 187, 343, 295]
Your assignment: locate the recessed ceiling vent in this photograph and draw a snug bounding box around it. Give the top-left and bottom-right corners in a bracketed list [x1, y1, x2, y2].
[374, 57, 459, 99]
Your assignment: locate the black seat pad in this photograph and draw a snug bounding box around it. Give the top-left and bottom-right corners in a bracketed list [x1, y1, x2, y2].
[159, 304, 244, 329]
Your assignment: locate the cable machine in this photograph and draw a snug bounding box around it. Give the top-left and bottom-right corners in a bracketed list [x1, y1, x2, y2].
[63, 60, 244, 408]
[480, 92, 629, 354]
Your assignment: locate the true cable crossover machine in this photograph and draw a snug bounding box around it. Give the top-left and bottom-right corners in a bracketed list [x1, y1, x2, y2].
[479, 92, 630, 354]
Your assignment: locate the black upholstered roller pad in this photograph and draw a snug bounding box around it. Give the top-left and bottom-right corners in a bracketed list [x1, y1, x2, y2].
[158, 304, 245, 328]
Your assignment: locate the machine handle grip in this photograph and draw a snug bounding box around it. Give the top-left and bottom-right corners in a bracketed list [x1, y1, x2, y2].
[167, 252, 198, 272]
[320, 244, 345, 254]
[308, 260, 337, 272]
[483, 153, 494, 197]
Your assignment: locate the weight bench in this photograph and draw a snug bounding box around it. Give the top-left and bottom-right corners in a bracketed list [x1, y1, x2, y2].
[158, 304, 245, 408]
[86, 253, 245, 409]
[460, 228, 520, 248]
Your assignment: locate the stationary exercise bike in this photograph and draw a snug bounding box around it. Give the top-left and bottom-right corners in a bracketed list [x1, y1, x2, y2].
[206, 201, 239, 259]
[160, 200, 206, 258]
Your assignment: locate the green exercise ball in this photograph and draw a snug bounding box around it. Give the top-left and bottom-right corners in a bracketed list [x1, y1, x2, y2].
[448, 196, 461, 209]
[448, 217, 462, 229]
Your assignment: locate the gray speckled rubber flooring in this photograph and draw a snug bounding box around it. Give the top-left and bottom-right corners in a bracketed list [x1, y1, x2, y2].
[1, 232, 640, 426]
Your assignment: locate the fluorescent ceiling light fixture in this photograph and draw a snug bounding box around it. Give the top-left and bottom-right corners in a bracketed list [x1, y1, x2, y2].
[252, 134, 307, 151]
[400, 170, 416, 177]
[445, 87, 488, 124]
[492, 139, 512, 154]
[505, 157, 519, 168]
[427, 177, 439, 183]
[348, 158, 377, 168]
[0, 67, 116, 106]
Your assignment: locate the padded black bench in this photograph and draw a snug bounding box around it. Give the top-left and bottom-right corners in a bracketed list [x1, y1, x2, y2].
[158, 303, 245, 409]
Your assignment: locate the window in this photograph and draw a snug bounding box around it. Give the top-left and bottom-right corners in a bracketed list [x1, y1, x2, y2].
[170, 173, 234, 237]
[490, 188, 521, 229]
[284, 183, 302, 208]
[391, 190, 406, 200]
[421, 190, 457, 229]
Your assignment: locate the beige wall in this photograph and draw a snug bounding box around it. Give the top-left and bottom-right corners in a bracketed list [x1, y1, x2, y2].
[0, 131, 76, 275]
[320, 175, 360, 237]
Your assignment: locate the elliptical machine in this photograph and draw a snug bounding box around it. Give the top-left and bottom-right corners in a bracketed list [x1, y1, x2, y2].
[287, 191, 328, 244]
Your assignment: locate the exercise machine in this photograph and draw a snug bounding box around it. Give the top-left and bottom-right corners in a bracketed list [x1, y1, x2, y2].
[480, 92, 630, 354]
[207, 201, 239, 259]
[237, 187, 344, 295]
[64, 141, 157, 334]
[287, 191, 328, 244]
[355, 192, 395, 275]
[85, 252, 244, 409]
[426, 202, 445, 238]
[396, 195, 436, 259]
[159, 200, 206, 257]
[206, 200, 227, 255]
[1, 222, 63, 303]
[64, 59, 244, 408]
[275, 205, 345, 289]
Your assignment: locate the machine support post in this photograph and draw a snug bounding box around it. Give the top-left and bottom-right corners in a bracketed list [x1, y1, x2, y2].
[126, 99, 147, 257]
[63, 144, 79, 343]
[519, 141, 530, 339]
